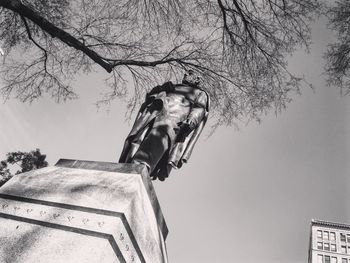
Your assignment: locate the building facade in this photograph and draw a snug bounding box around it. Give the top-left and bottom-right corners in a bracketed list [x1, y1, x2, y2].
[309, 220, 350, 263]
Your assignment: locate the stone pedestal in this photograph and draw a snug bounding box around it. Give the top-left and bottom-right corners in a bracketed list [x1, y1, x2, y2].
[0, 159, 168, 263]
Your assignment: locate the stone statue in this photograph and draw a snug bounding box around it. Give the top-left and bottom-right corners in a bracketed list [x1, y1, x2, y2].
[119, 70, 209, 181]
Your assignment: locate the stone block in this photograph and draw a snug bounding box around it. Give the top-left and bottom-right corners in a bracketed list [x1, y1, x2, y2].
[0, 159, 168, 263]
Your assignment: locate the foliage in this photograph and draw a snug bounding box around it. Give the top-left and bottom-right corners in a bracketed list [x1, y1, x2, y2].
[0, 148, 48, 186]
[325, 0, 350, 95]
[0, 0, 321, 126]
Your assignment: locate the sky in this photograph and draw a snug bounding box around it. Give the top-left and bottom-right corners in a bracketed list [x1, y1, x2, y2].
[0, 14, 350, 263]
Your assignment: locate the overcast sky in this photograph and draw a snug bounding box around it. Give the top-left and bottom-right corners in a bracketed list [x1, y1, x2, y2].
[0, 13, 349, 263]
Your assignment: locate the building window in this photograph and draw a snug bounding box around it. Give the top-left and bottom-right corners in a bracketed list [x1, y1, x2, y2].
[318, 255, 324, 263]
[324, 232, 330, 240]
[331, 232, 336, 241]
[342, 246, 347, 254]
[318, 242, 324, 249]
[331, 244, 337, 252]
[325, 255, 331, 263]
[347, 235, 350, 242]
[341, 259, 347, 263]
[332, 257, 338, 263]
[348, 247, 350, 254]
[318, 230, 323, 239]
[341, 234, 346, 242]
[325, 243, 330, 251]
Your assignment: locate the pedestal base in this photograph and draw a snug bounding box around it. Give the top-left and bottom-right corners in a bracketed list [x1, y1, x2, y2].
[0, 159, 168, 263]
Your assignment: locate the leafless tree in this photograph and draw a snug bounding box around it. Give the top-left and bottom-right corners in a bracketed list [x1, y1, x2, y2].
[0, 0, 320, 126]
[325, 0, 350, 95]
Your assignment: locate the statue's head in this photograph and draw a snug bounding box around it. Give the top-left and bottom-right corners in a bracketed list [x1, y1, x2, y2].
[182, 70, 202, 88]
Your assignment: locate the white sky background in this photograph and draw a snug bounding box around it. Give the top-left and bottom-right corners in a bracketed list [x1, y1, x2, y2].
[0, 14, 350, 263]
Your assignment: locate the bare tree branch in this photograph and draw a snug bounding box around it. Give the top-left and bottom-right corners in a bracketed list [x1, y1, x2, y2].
[0, 0, 321, 126]
[20, 15, 48, 72]
[325, 0, 350, 94]
[1, 0, 113, 72]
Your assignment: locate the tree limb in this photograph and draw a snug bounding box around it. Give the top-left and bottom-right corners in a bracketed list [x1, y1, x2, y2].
[20, 15, 49, 72]
[1, 0, 114, 72]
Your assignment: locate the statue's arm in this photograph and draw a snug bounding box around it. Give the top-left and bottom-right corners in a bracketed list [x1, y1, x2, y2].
[177, 91, 208, 142]
[186, 91, 208, 129]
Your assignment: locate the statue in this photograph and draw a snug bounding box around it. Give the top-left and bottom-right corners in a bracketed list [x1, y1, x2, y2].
[119, 70, 209, 181]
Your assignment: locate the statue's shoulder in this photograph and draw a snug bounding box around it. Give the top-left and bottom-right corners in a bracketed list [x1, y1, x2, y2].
[148, 81, 175, 95]
[161, 81, 174, 89]
[159, 81, 176, 93]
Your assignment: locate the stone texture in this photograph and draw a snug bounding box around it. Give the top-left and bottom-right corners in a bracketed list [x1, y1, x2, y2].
[0, 159, 168, 263]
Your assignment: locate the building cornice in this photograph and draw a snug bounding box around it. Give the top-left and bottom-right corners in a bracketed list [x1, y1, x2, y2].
[311, 219, 350, 231]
